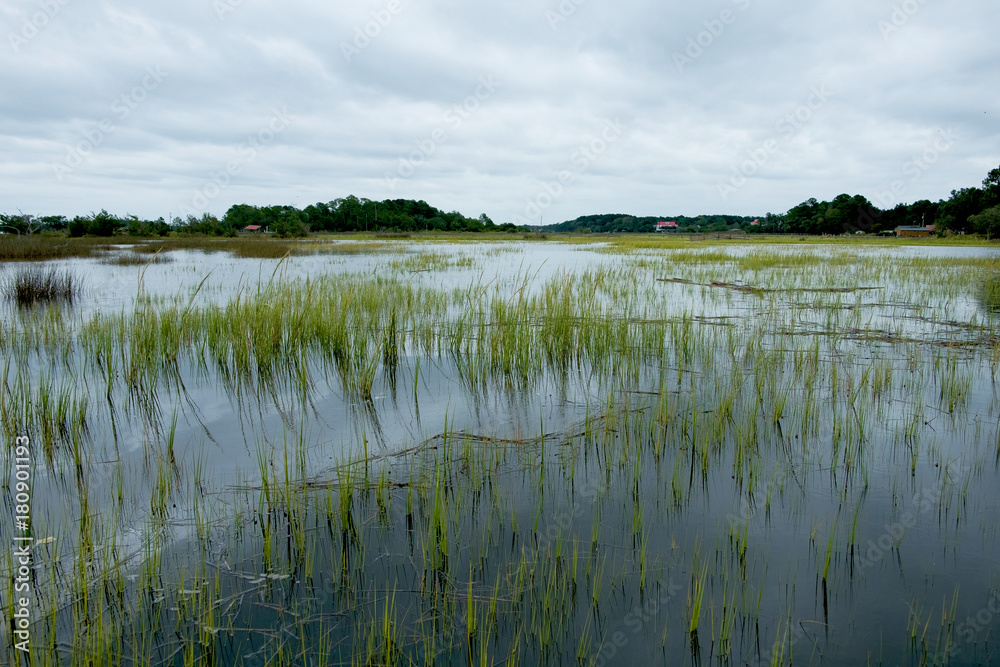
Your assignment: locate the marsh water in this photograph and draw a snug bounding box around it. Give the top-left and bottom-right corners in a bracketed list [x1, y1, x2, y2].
[2, 238, 999, 665]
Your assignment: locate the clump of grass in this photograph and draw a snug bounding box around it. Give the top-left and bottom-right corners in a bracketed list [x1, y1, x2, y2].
[227, 237, 299, 259]
[129, 236, 298, 258]
[313, 241, 401, 255]
[100, 251, 173, 266]
[5, 267, 81, 306]
[0, 235, 101, 261]
[980, 271, 1000, 312]
[390, 251, 475, 272]
[129, 238, 227, 254]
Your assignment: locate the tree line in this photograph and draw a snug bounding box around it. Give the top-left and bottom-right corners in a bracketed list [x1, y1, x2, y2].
[0, 197, 524, 238]
[2, 164, 998, 238]
[545, 213, 758, 234]
[548, 164, 1000, 236]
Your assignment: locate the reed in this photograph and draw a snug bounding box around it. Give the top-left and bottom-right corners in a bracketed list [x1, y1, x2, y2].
[0, 234, 103, 261]
[99, 250, 173, 266]
[5, 266, 80, 307]
[0, 238, 996, 665]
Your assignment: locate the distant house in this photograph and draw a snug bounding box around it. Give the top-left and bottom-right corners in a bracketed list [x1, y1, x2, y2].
[895, 225, 933, 238]
[655, 221, 679, 232]
[242, 225, 264, 233]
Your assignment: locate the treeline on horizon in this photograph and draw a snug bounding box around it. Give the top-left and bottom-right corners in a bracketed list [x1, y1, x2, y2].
[0, 197, 524, 238]
[550, 164, 1000, 236]
[2, 165, 998, 238]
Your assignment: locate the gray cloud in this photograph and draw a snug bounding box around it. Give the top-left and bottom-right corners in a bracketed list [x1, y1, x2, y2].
[1, 0, 998, 223]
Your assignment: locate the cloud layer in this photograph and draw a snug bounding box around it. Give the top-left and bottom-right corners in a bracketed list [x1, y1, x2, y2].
[2, 0, 998, 223]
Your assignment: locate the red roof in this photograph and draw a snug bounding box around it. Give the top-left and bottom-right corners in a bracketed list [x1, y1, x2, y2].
[244, 225, 262, 231]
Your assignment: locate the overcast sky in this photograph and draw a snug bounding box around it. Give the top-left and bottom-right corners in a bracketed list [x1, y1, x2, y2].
[1, 0, 997, 224]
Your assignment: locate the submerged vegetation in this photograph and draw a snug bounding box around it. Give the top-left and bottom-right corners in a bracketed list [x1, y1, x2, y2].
[1, 240, 999, 665]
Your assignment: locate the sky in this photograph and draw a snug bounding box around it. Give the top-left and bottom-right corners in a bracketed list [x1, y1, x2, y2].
[1, 0, 998, 225]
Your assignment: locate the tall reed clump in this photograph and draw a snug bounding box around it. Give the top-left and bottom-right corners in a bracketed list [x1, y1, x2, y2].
[0, 234, 99, 261]
[979, 269, 1000, 313]
[100, 251, 173, 266]
[4, 267, 81, 307]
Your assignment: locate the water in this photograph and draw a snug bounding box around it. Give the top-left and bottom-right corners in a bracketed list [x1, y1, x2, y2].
[1, 239, 999, 665]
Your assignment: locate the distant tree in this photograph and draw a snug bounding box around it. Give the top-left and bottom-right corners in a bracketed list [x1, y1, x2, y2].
[341, 195, 363, 230]
[90, 210, 122, 236]
[271, 207, 308, 238]
[970, 206, 1000, 239]
[68, 216, 89, 237]
[784, 198, 821, 233]
[178, 213, 223, 235]
[302, 202, 334, 232]
[223, 204, 263, 231]
[938, 188, 984, 233]
[984, 165, 1000, 189]
[40, 215, 68, 231]
[904, 199, 938, 228]
[64, 210, 120, 236]
[0, 212, 45, 235]
[124, 215, 146, 236]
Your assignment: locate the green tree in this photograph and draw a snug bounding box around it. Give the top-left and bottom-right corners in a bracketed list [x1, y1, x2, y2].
[223, 204, 264, 231]
[271, 207, 308, 238]
[939, 188, 984, 233]
[984, 165, 1000, 189]
[970, 205, 1000, 239]
[87, 210, 122, 236]
[0, 213, 44, 235]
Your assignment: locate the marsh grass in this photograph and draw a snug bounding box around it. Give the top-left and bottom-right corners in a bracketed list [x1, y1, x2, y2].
[390, 251, 475, 272]
[0, 234, 105, 261]
[980, 269, 1000, 313]
[313, 240, 405, 255]
[227, 237, 301, 258]
[5, 266, 80, 307]
[99, 250, 173, 266]
[2, 240, 999, 665]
